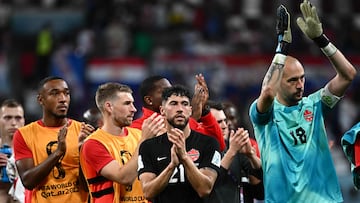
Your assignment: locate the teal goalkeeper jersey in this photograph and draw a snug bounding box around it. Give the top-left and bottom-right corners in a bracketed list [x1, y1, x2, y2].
[249, 89, 342, 203]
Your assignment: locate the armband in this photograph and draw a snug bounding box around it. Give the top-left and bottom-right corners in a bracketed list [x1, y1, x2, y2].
[320, 84, 342, 108]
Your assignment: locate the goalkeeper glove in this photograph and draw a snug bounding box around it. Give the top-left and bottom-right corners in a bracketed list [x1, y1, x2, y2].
[273, 5, 291, 64]
[275, 5, 291, 55]
[296, 0, 337, 56]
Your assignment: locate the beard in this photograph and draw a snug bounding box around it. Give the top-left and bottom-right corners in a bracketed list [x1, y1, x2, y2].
[114, 115, 132, 128]
[54, 113, 67, 119]
[167, 116, 189, 130]
[290, 92, 303, 105]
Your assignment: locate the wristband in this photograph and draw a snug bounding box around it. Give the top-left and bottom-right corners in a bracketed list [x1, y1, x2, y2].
[313, 34, 330, 48]
[320, 42, 337, 57]
[272, 53, 286, 65]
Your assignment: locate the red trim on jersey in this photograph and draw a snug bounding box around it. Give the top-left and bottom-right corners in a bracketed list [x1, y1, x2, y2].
[82, 139, 115, 173]
[13, 130, 33, 161]
[130, 107, 154, 130]
[355, 138, 360, 168]
[25, 189, 32, 203]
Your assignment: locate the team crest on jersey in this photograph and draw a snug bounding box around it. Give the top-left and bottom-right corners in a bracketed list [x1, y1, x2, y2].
[187, 149, 200, 161]
[303, 109, 313, 122]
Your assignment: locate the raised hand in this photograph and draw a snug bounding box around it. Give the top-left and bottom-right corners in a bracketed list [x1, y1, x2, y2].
[170, 145, 180, 168]
[56, 126, 68, 156]
[168, 128, 187, 161]
[78, 122, 96, 148]
[296, 0, 337, 56]
[296, 0, 322, 40]
[195, 74, 209, 100]
[275, 5, 291, 55]
[141, 113, 166, 139]
[191, 74, 209, 120]
[228, 128, 251, 154]
[239, 139, 255, 157]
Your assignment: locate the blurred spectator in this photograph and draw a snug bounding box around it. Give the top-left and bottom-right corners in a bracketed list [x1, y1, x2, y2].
[222, 101, 240, 131]
[0, 2, 11, 30]
[132, 27, 153, 59]
[0, 99, 25, 203]
[203, 0, 226, 42]
[75, 25, 95, 58]
[103, 17, 130, 57]
[34, 22, 54, 86]
[0, 55, 10, 99]
[168, 2, 189, 27]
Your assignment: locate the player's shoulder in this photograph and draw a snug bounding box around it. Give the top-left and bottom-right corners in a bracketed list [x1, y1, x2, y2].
[190, 130, 219, 145]
[69, 119, 83, 126]
[18, 120, 41, 132]
[141, 133, 167, 146]
[126, 126, 142, 134]
[191, 130, 212, 138]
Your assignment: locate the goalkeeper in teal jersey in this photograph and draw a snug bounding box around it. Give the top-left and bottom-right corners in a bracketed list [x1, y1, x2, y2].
[249, 1, 357, 202]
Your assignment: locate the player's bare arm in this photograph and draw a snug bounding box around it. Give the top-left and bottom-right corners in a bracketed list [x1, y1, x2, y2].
[101, 113, 164, 185]
[257, 5, 291, 113]
[296, 0, 356, 97]
[139, 145, 179, 199]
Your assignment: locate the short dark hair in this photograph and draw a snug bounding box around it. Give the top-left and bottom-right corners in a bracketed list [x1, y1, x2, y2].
[207, 100, 224, 111]
[162, 85, 192, 103]
[1, 99, 22, 109]
[222, 101, 239, 116]
[95, 82, 133, 111]
[37, 76, 65, 93]
[83, 107, 102, 128]
[139, 75, 166, 103]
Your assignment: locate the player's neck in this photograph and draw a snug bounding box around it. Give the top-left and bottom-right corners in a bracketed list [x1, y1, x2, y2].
[41, 117, 68, 127]
[0, 134, 13, 147]
[184, 125, 191, 138]
[167, 125, 191, 138]
[101, 124, 127, 137]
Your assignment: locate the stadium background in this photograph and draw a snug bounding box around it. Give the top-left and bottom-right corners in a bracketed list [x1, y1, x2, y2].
[0, 0, 359, 201]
